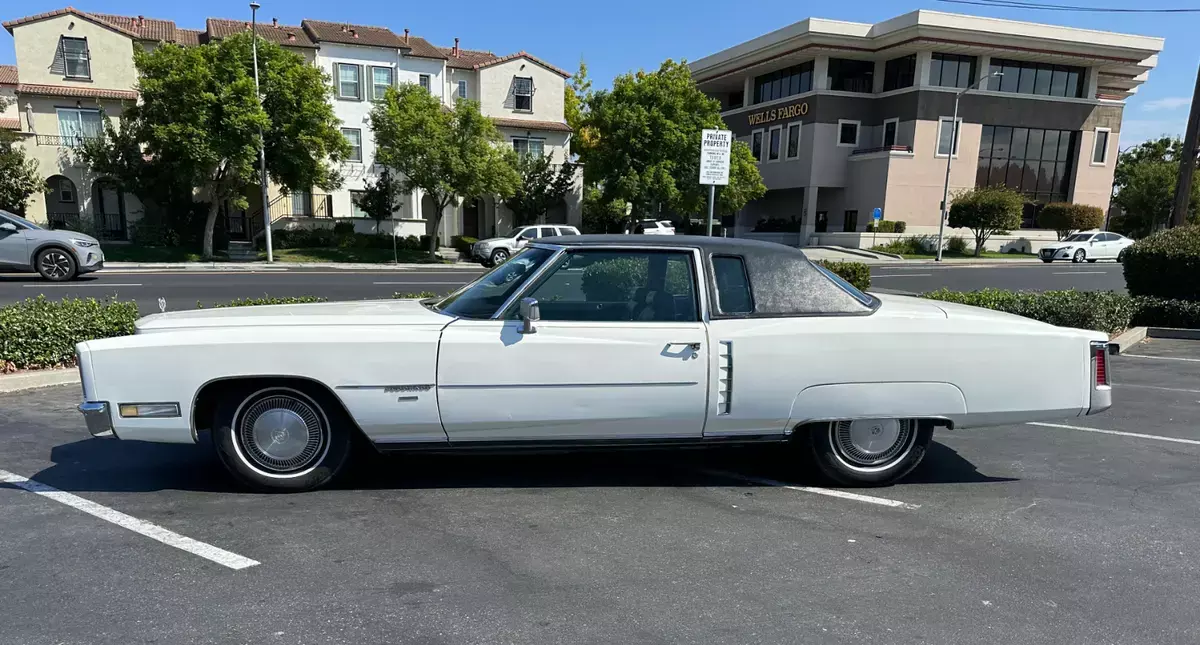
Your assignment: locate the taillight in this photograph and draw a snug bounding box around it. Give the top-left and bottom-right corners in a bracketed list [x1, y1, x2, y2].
[1092, 341, 1109, 387]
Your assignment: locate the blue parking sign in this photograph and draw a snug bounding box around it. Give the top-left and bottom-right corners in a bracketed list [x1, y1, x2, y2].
[872, 207, 882, 221]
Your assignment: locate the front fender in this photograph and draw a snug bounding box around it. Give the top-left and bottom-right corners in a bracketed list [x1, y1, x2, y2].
[787, 382, 967, 429]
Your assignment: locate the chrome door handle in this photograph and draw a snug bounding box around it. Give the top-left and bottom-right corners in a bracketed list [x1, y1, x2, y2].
[678, 342, 701, 351]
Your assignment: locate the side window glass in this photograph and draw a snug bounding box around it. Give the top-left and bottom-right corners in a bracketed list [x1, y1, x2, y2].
[519, 250, 698, 322]
[712, 255, 753, 315]
[541, 226, 559, 237]
[517, 227, 538, 239]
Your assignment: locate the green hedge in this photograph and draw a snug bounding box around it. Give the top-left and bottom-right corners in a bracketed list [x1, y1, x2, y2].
[865, 220, 907, 234]
[212, 296, 328, 308]
[1131, 297, 1200, 329]
[1036, 202, 1104, 239]
[1, 297, 139, 372]
[817, 260, 871, 292]
[580, 256, 693, 302]
[922, 288, 1200, 334]
[1123, 226, 1200, 301]
[451, 236, 478, 255]
[268, 228, 424, 252]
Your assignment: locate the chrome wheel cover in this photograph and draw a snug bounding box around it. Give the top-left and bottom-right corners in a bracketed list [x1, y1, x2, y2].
[236, 393, 327, 474]
[40, 250, 71, 279]
[829, 419, 916, 472]
[492, 250, 508, 263]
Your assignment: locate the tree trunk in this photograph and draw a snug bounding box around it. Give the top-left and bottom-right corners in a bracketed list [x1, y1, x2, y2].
[427, 206, 444, 261]
[202, 199, 220, 260]
[974, 232, 985, 257]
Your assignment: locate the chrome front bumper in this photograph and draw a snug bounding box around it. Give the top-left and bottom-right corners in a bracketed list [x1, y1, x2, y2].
[79, 401, 116, 438]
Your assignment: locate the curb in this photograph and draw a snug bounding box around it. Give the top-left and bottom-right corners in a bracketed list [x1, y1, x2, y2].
[0, 368, 81, 394]
[803, 245, 894, 261]
[1148, 327, 1200, 341]
[1109, 327, 1200, 354]
[1109, 327, 1148, 354]
[102, 262, 482, 271]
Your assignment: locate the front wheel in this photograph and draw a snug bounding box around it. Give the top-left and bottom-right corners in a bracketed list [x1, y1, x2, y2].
[1072, 249, 1086, 263]
[212, 385, 352, 492]
[490, 248, 510, 265]
[36, 247, 77, 281]
[808, 419, 933, 486]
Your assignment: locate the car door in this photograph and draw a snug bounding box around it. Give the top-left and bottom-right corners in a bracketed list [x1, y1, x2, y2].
[437, 247, 709, 442]
[513, 226, 539, 251]
[0, 215, 30, 268]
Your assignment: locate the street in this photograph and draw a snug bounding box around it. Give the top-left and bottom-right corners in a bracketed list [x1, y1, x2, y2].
[1, 339, 1197, 644]
[0, 261, 1127, 311]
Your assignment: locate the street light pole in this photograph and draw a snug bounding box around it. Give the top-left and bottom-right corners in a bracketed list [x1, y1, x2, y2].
[250, 2, 273, 263]
[936, 71, 1001, 261]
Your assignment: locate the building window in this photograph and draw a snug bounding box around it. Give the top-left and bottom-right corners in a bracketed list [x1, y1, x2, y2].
[843, 210, 858, 233]
[418, 74, 430, 92]
[1092, 128, 1111, 165]
[753, 61, 813, 104]
[513, 77, 533, 111]
[60, 37, 91, 79]
[350, 190, 369, 218]
[337, 63, 362, 100]
[883, 55, 916, 92]
[56, 108, 103, 140]
[767, 126, 782, 162]
[936, 117, 962, 157]
[976, 124, 1078, 210]
[727, 91, 744, 110]
[751, 130, 764, 162]
[882, 118, 898, 147]
[990, 59, 1084, 98]
[837, 120, 860, 147]
[785, 122, 801, 159]
[512, 137, 544, 158]
[929, 53, 976, 89]
[342, 128, 362, 162]
[58, 177, 76, 203]
[457, 80, 467, 99]
[370, 66, 393, 101]
[828, 58, 874, 94]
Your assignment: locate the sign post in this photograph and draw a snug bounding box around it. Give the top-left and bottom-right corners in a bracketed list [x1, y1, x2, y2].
[699, 129, 732, 236]
[872, 207, 882, 249]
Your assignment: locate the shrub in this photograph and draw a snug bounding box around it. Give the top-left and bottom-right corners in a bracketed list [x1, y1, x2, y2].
[816, 260, 871, 291]
[1132, 296, 1200, 329]
[451, 235, 478, 255]
[948, 186, 1024, 256]
[0, 297, 139, 371]
[212, 296, 327, 308]
[921, 289, 1134, 335]
[580, 257, 692, 302]
[420, 235, 434, 251]
[872, 235, 937, 256]
[393, 291, 438, 299]
[946, 235, 969, 254]
[1123, 225, 1200, 301]
[332, 222, 355, 236]
[1037, 202, 1105, 240]
[865, 220, 907, 234]
[401, 235, 422, 251]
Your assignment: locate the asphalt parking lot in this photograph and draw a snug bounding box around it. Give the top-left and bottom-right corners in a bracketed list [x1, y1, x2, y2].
[2, 340, 1200, 645]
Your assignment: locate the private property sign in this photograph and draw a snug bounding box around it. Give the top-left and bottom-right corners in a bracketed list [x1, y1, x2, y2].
[699, 129, 732, 186]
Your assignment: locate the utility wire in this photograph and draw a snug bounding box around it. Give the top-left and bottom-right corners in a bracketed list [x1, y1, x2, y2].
[937, 0, 1200, 13]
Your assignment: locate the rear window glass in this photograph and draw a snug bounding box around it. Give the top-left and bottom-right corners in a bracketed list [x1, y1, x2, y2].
[814, 263, 873, 307]
[712, 256, 753, 314]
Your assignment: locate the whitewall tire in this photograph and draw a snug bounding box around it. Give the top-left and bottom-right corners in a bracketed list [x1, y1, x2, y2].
[807, 419, 933, 486]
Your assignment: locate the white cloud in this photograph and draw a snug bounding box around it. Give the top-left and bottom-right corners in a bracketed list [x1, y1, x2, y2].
[1118, 118, 1187, 149]
[1142, 97, 1192, 112]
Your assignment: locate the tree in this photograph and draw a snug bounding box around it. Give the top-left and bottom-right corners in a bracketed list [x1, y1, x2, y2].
[371, 85, 519, 260]
[581, 185, 627, 233]
[353, 169, 404, 234]
[948, 186, 1024, 256]
[583, 59, 764, 221]
[503, 154, 576, 226]
[564, 60, 595, 163]
[80, 33, 349, 258]
[1036, 202, 1105, 240]
[1112, 137, 1199, 237]
[0, 131, 44, 217]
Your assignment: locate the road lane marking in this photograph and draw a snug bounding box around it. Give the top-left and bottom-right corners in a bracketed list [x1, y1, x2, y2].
[1052, 271, 1107, 275]
[872, 274, 932, 278]
[373, 281, 466, 285]
[25, 283, 142, 288]
[1120, 354, 1200, 363]
[701, 469, 920, 509]
[1026, 422, 1200, 446]
[0, 469, 260, 570]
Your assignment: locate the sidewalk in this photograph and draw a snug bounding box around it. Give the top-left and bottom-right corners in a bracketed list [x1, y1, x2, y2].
[103, 261, 483, 271]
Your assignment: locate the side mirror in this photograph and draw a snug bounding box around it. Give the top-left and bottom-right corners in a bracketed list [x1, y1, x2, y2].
[519, 297, 540, 334]
[0, 222, 17, 233]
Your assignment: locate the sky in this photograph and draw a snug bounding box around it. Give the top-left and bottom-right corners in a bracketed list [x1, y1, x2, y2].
[1, 0, 1195, 147]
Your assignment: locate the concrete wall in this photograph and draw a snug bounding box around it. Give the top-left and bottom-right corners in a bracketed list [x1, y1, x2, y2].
[1072, 127, 1119, 211]
[13, 14, 137, 90]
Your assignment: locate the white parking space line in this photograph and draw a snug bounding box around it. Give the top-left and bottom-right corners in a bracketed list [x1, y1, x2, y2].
[0, 469, 259, 570]
[1120, 354, 1200, 363]
[373, 281, 466, 285]
[872, 274, 932, 278]
[1119, 383, 1200, 394]
[25, 283, 142, 288]
[1053, 271, 1106, 275]
[701, 469, 920, 509]
[1026, 422, 1200, 446]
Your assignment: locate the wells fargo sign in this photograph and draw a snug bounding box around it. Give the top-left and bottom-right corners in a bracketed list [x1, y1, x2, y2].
[747, 102, 808, 127]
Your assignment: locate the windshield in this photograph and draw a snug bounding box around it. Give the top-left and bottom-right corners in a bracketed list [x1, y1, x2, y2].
[0, 211, 43, 231]
[1064, 233, 1094, 242]
[432, 247, 555, 318]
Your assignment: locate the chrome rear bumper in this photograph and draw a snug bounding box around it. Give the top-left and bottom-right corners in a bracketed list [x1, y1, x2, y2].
[79, 401, 115, 438]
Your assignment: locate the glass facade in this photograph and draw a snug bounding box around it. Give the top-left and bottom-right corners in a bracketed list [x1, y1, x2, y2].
[828, 58, 874, 93]
[976, 125, 1079, 226]
[883, 55, 916, 92]
[990, 59, 1084, 98]
[929, 53, 976, 89]
[753, 62, 813, 104]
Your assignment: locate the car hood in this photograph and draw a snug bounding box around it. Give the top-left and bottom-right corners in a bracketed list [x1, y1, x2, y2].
[135, 299, 450, 333]
[872, 292, 1048, 327]
[474, 236, 509, 245]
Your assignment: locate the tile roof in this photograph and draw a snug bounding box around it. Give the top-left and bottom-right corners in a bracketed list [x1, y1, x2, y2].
[0, 65, 17, 86]
[3, 7, 139, 38]
[302, 20, 405, 48]
[476, 51, 570, 78]
[0, 116, 19, 130]
[175, 28, 205, 47]
[17, 83, 138, 101]
[90, 12, 178, 42]
[402, 36, 449, 60]
[492, 117, 572, 133]
[437, 46, 498, 70]
[206, 18, 317, 48]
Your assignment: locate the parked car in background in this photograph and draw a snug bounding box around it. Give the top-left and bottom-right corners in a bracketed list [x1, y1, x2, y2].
[1040, 231, 1133, 263]
[76, 236, 1112, 493]
[634, 220, 676, 235]
[0, 209, 104, 281]
[472, 224, 580, 266]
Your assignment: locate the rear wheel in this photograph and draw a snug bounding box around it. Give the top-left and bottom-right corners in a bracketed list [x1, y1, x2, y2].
[36, 247, 77, 281]
[1087, 259, 1098, 263]
[808, 419, 933, 486]
[1117, 248, 1128, 263]
[212, 385, 352, 492]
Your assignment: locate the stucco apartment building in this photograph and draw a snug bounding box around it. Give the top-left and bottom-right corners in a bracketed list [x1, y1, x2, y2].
[690, 11, 1163, 249]
[1, 7, 578, 246]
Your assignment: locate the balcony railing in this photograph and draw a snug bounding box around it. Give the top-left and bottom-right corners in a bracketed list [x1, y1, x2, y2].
[850, 145, 914, 156]
[36, 134, 100, 148]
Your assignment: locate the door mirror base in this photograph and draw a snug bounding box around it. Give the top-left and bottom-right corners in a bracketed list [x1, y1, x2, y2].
[0, 222, 17, 233]
[519, 297, 540, 334]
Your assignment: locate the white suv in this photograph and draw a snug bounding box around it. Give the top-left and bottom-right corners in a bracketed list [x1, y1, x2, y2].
[634, 220, 676, 235]
[472, 225, 580, 266]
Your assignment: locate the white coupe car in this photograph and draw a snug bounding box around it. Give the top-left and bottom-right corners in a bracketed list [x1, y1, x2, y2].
[76, 236, 1113, 492]
[1039, 231, 1134, 263]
